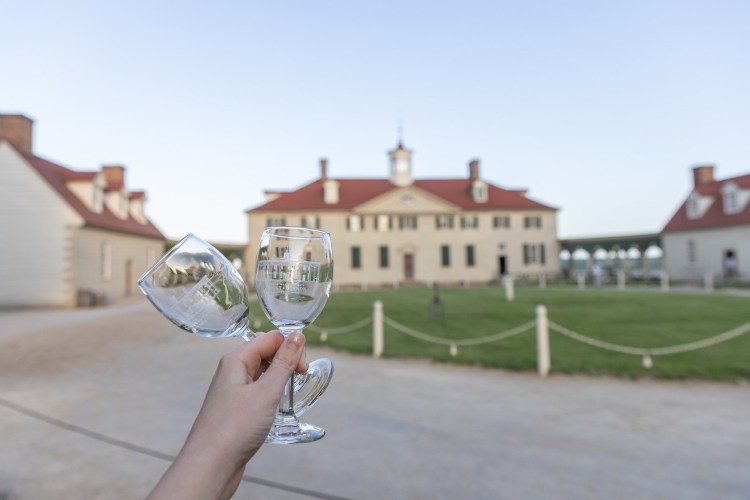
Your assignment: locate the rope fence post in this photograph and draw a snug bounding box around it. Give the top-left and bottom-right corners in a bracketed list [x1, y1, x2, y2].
[536, 304, 550, 377]
[617, 269, 626, 290]
[503, 275, 515, 302]
[373, 300, 384, 358]
[660, 270, 670, 292]
[704, 272, 714, 292]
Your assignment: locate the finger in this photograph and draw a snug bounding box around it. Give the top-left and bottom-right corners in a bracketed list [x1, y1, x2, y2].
[231, 331, 284, 367]
[258, 332, 306, 395]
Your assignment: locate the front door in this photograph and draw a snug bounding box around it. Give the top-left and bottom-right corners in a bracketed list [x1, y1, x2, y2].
[498, 256, 507, 277]
[404, 253, 415, 280]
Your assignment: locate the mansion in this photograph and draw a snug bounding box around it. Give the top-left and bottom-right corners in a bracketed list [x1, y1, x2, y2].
[245, 142, 560, 289]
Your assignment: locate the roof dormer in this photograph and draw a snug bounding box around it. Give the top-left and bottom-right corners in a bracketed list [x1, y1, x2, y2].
[686, 191, 713, 219]
[720, 181, 749, 215]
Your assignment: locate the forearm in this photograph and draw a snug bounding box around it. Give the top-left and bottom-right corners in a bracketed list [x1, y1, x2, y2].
[148, 448, 237, 500]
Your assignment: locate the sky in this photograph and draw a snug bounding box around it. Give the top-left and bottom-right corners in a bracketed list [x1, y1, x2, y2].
[2, 1, 749, 244]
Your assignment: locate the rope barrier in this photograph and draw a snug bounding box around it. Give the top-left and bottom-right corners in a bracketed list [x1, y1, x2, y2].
[382, 315, 535, 349]
[307, 316, 372, 341]
[548, 320, 750, 360]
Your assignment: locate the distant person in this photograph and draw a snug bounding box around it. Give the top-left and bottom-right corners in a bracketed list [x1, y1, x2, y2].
[724, 252, 737, 280]
[592, 262, 604, 288]
[148, 331, 307, 500]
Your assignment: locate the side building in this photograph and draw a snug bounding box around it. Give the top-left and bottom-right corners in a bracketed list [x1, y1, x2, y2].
[662, 165, 750, 281]
[0, 113, 166, 307]
[245, 141, 559, 289]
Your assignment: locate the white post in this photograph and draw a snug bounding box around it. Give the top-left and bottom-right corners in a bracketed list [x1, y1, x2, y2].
[660, 270, 669, 292]
[577, 271, 586, 289]
[536, 305, 550, 377]
[539, 273, 547, 289]
[503, 275, 515, 302]
[704, 272, 714, 292]
[373, 300, 384, 358]
[617, 269, 626, 290]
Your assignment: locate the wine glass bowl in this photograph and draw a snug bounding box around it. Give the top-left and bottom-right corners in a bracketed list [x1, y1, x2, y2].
[138, 234, 251, 340]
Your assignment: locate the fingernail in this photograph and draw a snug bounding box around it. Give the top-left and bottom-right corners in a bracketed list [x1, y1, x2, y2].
[287, 332, 305, 351]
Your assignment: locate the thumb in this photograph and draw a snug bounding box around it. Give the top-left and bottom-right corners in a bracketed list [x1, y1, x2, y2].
[260, 332, 306, 395]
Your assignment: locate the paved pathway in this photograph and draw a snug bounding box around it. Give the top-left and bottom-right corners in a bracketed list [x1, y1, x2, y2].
[0, 299, 748, 499]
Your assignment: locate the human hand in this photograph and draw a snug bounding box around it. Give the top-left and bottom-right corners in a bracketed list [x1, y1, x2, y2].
[148, 330, 307, 500]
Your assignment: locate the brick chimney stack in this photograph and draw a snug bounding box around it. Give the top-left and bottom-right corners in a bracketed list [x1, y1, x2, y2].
[0, 114, 34, 155]
[469, 159, 480, 179]
[692, 165, 715, 187]
[102, 164, 126, 189]
[320, 158, 328, 179]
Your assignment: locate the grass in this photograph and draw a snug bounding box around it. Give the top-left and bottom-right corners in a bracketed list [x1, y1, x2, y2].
[249, 285, 750, 381]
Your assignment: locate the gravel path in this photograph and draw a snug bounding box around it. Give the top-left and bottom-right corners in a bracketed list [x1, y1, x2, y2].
[0, 299, 748, 500]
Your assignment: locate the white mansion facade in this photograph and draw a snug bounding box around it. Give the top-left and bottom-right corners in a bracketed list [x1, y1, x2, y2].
[245, 142, 559, 289]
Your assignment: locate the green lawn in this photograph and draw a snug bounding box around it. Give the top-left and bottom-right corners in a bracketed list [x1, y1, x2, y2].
[249, 285, 750, 381]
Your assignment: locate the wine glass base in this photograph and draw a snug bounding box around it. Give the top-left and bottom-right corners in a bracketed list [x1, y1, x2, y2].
[292, 357, 334, 417]
[265, 421, 326, 444]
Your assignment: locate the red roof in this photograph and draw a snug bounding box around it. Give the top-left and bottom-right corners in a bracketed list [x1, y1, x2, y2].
[248, 179, 556, 212]
[662, 173, 750, 233]
[23, 153, 165, 239]
[248, 176, 556, 212]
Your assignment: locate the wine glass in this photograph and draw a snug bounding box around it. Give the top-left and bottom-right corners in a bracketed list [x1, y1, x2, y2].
[137, 233, 328, 419]
[255, 226, 334, 444]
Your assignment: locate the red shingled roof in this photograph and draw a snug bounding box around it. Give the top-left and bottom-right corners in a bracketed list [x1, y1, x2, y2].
[23, 153, 165, 239]
[662, 173, 750, 233]
[249, 177, 556, 212]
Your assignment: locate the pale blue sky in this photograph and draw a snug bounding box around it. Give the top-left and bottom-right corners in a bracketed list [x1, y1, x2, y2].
[2, 1, 749, 243]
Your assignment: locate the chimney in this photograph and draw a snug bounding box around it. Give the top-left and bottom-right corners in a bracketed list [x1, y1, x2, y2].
[692, 165, 715, 187]
[320, 158, 328, 179]
[0, 114, 34, 155]
[102, 164, 126, 189]
[469, 159, 480, 179]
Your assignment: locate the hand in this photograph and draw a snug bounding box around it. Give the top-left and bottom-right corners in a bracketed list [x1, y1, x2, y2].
[148, 330, 307, 500]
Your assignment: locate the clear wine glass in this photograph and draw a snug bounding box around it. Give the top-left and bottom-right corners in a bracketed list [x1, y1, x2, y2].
[255, 226, 334, 444]
[137, 233, 329, 419]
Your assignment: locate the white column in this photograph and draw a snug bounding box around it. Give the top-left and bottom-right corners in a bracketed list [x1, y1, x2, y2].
[373, 300, 384, 358]
[536, 305, 550, 377]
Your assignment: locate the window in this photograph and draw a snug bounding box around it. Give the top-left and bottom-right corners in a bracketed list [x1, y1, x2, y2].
[379, 246, 389, 268]
[266, 216, 286, 227]
[460, 216, 478, 229]
[435, 214, 454, 229]
[374, 214, 392, 231]
[301, 215, 320, 228]
[687, 240, 696, 264]
[493, 215, 510, 228]
[351, 246, 361, 269]
[347, 215, 364, 231]
[523, 243, 546, 265]
[101, 241, 112, 281]
[466, 245, 475, 267]
[398, 215, 418, 230]
[524, 216, 542, 229]
[441, 245, 451, 267]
